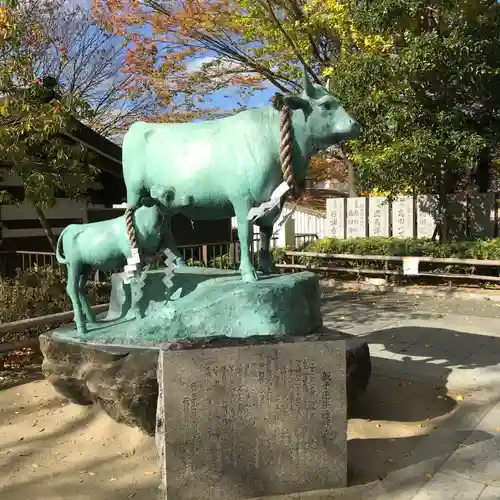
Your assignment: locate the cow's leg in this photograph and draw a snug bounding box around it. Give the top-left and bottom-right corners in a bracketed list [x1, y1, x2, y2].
[233, 199, 258, 282]
[258, 225, 278, 275]
[78, 266, 97, 323]
[66, 263, 88, 334]
[161, 216, 186, 267]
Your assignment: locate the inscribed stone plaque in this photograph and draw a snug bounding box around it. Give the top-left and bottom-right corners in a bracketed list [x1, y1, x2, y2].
[368, 197, 389, 237]
[326, 198, 346, 238]
[447, 193, 468, 240]
[469, 193, 496, 238]
[346, 197, 367, 238]
[157, 340, 347, 499]
[417, 194, 439, 239]
[391, 196, 414, 239]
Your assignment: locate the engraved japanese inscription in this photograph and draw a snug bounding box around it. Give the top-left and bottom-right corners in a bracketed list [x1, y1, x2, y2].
[368, 197, 389, 237]
[326, 198, 346, 238]
[346, 197, 367, 238]
[159, 341, 347, 499]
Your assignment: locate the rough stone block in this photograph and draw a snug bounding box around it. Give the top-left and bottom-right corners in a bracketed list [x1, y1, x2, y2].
[39, 330, 371, 437]
[157, 337, 347, 499]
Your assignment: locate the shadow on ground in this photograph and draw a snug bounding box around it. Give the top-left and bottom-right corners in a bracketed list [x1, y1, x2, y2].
[2, 295, 500, 498]
[0, 381, 159, 500]
[320, 291, 443, 328]
[363, 325, 500, 387]
[347, 372, 457, 486]
[344, 321, 500, 487]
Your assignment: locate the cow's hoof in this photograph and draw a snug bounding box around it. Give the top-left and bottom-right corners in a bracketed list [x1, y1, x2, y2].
[76, 325, 88, 335]
[241, 269, 258, 282]
[259, 260, 278, 275]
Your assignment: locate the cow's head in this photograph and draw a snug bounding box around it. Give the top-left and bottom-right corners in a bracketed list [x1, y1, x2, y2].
[277, 65, 361, 152]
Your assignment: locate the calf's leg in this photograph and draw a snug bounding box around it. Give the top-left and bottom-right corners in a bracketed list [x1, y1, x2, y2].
[78, 266, 97, 323]
[233, 198, 258, 282]
[66, 263, 88, 334]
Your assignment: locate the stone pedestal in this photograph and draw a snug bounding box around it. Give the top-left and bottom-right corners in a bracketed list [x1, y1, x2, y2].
[39, 329, 371, 437]
[157, 335, 347, 499]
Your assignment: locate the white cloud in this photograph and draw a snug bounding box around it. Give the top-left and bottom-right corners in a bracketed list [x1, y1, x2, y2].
[185, 55, 256, 85]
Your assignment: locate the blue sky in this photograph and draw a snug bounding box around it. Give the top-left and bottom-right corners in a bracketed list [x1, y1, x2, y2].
[67, 0, 277, 116]
[198, 84, 276, 112]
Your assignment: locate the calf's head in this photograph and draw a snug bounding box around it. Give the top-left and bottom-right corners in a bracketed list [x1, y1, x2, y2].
[278, 65, 361, 152]
[142, 186, 193, 211]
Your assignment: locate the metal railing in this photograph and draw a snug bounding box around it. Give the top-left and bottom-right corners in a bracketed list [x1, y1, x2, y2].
[2, 240, 500, 285]
[294, 233, 319, 249]
[1, 233, 310, 276]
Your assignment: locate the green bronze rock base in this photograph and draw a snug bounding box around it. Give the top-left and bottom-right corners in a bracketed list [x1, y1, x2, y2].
[53, 268, 323, 345]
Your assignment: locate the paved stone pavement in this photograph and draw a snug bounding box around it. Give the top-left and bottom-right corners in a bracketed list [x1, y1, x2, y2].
[320, 289, 500, 500]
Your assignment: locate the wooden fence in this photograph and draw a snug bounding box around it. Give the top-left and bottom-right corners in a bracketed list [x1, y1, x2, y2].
[326, 193, 500, 240]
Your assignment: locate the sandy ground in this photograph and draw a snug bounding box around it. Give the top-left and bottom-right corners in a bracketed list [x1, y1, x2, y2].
[0, 369, 460, 500]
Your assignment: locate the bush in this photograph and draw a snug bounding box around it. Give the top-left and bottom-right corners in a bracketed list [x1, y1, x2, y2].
[295, 237, 500, 281]
[0, 265, 109, 340]
[301, 237, 500, 262]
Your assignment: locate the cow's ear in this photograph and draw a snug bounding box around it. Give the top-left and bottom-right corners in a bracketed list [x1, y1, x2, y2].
[141, 196, 157, 208]
[282, 95, 310, 111]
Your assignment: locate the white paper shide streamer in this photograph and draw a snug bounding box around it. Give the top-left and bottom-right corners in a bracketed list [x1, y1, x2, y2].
[123, 248, 141, 284]
[163, 248, 177, 291]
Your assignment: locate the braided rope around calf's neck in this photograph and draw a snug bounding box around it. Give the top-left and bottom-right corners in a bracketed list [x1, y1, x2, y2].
[125, 206, 139, 260]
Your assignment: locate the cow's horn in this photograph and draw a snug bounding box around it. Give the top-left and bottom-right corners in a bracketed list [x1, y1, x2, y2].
[302, 64, 315, 97]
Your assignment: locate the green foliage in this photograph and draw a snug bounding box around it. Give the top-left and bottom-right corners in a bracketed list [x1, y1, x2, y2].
[0, 0, 99, 209]
[300, 236, 500, 265]
[0, 265, 109, 342]
[329, 0, 500, 194]
[270, 245, 289, 264]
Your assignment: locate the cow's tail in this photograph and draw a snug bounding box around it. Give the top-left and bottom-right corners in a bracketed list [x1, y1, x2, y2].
[55, 227, 69, 265]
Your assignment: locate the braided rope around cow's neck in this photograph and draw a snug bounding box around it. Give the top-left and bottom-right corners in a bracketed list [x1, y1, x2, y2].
[280, 105, 294, 189]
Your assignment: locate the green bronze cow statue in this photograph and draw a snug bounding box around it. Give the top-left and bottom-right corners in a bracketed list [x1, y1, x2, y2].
[122, 66, 361, 282]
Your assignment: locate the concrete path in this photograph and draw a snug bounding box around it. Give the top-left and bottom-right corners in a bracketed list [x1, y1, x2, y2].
[320, 289, 500, 500]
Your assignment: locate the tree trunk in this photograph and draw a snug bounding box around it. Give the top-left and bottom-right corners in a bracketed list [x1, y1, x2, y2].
[33, 204, 57, 252]
[339, 143, 357, 196]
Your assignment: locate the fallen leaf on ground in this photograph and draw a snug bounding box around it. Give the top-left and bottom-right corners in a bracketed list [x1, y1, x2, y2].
[456, 394, 464, 401]
[424, 474, 433, 479]
[87, 472, 96, 476]
[144, 471, 155, 476]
